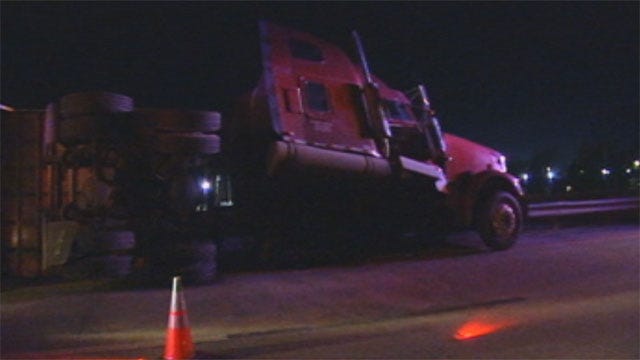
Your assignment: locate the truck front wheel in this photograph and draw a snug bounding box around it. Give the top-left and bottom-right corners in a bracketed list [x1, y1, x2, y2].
[476, 191, 522, 251]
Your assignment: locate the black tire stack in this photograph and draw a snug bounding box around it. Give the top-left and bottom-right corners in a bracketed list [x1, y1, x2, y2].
[134, 108, 221, 155]
[131, 108, 223, 284]
[173, 241, 218, 284]
[65, 227, 136, 279]
[52, 92, 223, 283]
[53, 92, 137, 278]
[57, 92, 134, 146]
[93, 230, 136, 277]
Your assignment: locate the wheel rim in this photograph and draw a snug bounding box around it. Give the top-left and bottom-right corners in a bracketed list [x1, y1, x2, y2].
[491, 202, 517, 239]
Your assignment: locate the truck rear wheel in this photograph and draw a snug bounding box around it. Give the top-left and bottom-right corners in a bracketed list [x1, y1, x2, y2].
[59, 92, 134, 118]
[155, 133, 221, 154]
[177, 241, 218, 285]
[476, 191, 522, 251]
[95, 230, 136, 277]
[136, 108, 222, 133]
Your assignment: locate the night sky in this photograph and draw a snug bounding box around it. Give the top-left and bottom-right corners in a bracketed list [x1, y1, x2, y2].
[2, 2, 638, 166]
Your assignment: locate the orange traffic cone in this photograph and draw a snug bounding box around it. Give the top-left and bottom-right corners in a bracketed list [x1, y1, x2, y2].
[164, 276, 195, 360]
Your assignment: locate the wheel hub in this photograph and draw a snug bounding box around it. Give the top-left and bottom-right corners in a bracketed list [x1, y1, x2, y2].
[492, 203, 517, 239]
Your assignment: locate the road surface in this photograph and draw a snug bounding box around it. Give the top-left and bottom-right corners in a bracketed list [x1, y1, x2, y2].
[1, 222, 638, 359]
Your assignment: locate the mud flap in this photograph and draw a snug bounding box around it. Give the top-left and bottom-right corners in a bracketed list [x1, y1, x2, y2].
[42, 221, 79, 270]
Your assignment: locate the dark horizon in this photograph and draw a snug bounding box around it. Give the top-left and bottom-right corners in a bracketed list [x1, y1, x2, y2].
[2, 2, 638, 166]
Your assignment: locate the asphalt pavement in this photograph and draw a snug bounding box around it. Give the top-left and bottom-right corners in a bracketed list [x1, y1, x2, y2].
[1, 222, 638, 359]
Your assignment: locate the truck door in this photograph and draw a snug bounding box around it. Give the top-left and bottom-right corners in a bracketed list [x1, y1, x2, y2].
[259, 22, 378, 156]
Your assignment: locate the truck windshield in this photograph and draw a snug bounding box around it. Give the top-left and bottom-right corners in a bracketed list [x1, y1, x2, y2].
[383, 100, 413, 121]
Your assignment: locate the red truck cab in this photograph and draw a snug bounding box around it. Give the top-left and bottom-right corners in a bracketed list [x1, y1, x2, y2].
[229, 22, 524, 252]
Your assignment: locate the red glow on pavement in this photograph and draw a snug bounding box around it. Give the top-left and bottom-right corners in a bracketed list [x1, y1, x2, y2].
[454, 320, 508, 340]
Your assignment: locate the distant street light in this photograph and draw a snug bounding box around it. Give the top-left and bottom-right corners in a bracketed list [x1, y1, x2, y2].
[545, 167, 555, 181]
[200, 179, 212, 192]
[520, 173, 530, 182]
[601, 168, 611, 176]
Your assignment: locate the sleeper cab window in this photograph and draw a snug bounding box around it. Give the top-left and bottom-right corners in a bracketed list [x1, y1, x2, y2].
[383, 100, 413, 121]
[304, 82, 331, 113]
[289, 39, 324, 62]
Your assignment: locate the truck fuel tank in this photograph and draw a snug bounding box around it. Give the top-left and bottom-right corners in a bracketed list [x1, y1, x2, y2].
[266, 140, 448, 193]
[266, 141, 392, 178]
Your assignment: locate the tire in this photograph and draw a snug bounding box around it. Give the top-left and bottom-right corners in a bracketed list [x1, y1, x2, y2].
[96, 254, 134, 278]
[65, 229, 135, 279]
[94, 231, 136, 278]
[176, 242, 218, 284]
[476, 191, 523, 251]
[58, 116, 98, 145]
[155, 133, 221, 154]
[59, 92, 134, 118]
[66, 253, 134, 279]
[96, 230, 136, 252]
[136, 108, 221, 133]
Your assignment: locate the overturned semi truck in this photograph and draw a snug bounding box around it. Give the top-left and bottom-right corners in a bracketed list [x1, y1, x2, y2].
[1, 22, 524, 282]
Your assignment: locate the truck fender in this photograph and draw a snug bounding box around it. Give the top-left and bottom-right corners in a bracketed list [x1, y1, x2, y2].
[445, 170, 525, 227]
